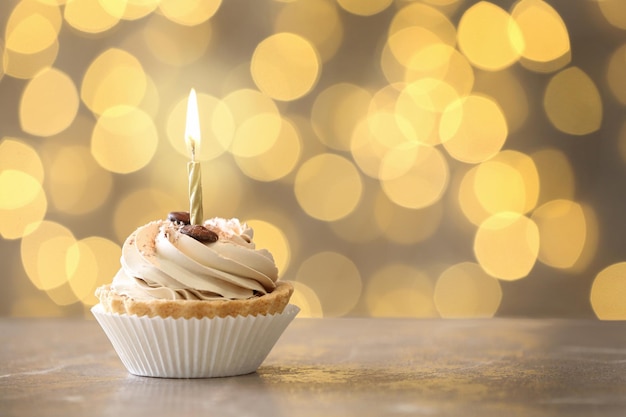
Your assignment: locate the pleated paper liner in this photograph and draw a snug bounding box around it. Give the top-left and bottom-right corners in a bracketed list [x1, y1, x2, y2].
[92, 303, 300, 378]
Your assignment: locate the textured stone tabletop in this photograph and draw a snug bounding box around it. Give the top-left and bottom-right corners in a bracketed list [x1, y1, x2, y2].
[2, 317, 626, 416]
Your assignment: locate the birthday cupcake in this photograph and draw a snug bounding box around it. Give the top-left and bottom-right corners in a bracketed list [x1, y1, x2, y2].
[92, 212, 298, 378]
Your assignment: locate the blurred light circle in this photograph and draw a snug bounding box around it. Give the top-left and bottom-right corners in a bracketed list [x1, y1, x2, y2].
[0, 170, 41, 210]
[159, 0, 222, 26]
[67, 236, 120, 306]
[294, 153, 363, 221]
[434, 262, 502, 318]
[274, 0, 343, 63]
[591, 263, 626, 320]
[366, 263, 437, 317]
[511, 0, 571, 72]
[441, 94, 508, 163]
[290, 281, 324, 318]
[113, 188, 180, 243]
[143, 13, 212, 66]
[91, 105, 158, 174]
[20, 67, 79, 137]
[223, 89, 282, 158]
[99, 0, 160, 20]
[296, 251, 362, 317]
[474, 212, 539, 281]
[81, 48, 147, 115]
[543, 67, 602, 136]
[48, 145, 113, 215]
[234, 117, 301, 182]
[337, 0, 392, 16]
[473, 150, 539, 215]
[311, 83, 372, 151]
[64, 0, 120, 33]
[379, 142, 449, 209]
[20, 220, 76, 291]
[251, 32, 320, 101]
[457, 1, 523, 71]
[531, 199, 586, 269]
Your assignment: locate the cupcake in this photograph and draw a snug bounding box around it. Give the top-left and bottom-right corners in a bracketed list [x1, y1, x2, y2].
[92, 212, 298, 378]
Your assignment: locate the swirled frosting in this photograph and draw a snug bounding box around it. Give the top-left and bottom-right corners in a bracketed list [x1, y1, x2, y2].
[111, 218, 279, 301]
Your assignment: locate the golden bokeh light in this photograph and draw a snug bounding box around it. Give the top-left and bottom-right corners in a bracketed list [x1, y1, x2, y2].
[531, 199, 586, 270]
[47, 145, 113, 215]
[20, 220, 76, 291]
[441, 94, 508, 163]
[379, 142, 449, 209]
[223, 88, 282, 158]
[6, 2, 60, 55]
[511, 0, 570, 73]
[234, 117, 301, 182]
[457, 1, 523, 71]
[81, 48, 147, 115]
[474, 212, 539, 281]
[294, 153, 363, 222]
[389, 3, 456, 47]
[375, 192, 443, 245]
[337, 0, 392, 16]
[387, 26, 443, 70]
[113, 187, 180, 243]
[274, 0, 343, 63]
[166, 92, 234, 160]
[607, 43, 626, 106]
[350, 117, 387, 179]
[66, 237, 120, 306]
[404, 44, 474, 100]
[531, 148, 575, 205]
[91, 105, 158, 174]
[251, 32, 320, 101]
[100, 0, 160, 21]
[457, 166, 490, 227]
[19, 67, 79, 137]
[311, 83, 372, 151]
[395, 79, 453, 146]
[143, 12, 212, 66]
[366, 264, 437, 317]
[597, 0, 626, 30]
[591, 262, 626, 320]
[290, 281, 323, 318]
[296, 251, 362, 317]
[0, 170, 41, 210]
[63, 0, 120, 33]
[543, 66, 602, 136]
[434, 262, 502, 318]
[474, 70, 528, 133]
[159, 0, 222, 26]
[472, 150, 539, 215]
[4, 0, 60, 79]
[328, 187, 384, 244]
[0, 138, 47, 239]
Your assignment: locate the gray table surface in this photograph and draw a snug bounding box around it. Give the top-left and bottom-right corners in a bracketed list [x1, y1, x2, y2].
[2, 317, 626, 416]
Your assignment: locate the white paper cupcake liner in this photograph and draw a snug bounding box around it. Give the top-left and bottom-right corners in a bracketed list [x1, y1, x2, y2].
[92, 304, 299, 378]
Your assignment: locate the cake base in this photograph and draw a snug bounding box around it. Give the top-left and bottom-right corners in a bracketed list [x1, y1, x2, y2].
[95, 281, 294, 319]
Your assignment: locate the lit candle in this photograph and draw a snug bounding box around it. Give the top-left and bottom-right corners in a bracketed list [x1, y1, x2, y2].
[185, 88, 203, 225]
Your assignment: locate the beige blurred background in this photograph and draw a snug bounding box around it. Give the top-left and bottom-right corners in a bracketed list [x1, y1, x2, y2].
[2, 0, 626, 319]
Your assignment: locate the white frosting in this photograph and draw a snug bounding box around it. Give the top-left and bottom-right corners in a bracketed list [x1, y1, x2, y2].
[112, 218, 279, 300]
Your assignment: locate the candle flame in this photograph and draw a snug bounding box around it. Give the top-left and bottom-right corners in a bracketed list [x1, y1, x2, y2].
[185, 88, 201, 161]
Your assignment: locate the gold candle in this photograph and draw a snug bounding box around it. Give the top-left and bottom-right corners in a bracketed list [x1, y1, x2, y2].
[185, 88, 203, 225]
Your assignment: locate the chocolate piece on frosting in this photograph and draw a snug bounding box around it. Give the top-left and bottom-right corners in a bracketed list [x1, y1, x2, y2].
[180, 224, 219, 243]
[168, 211, 191, 225]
